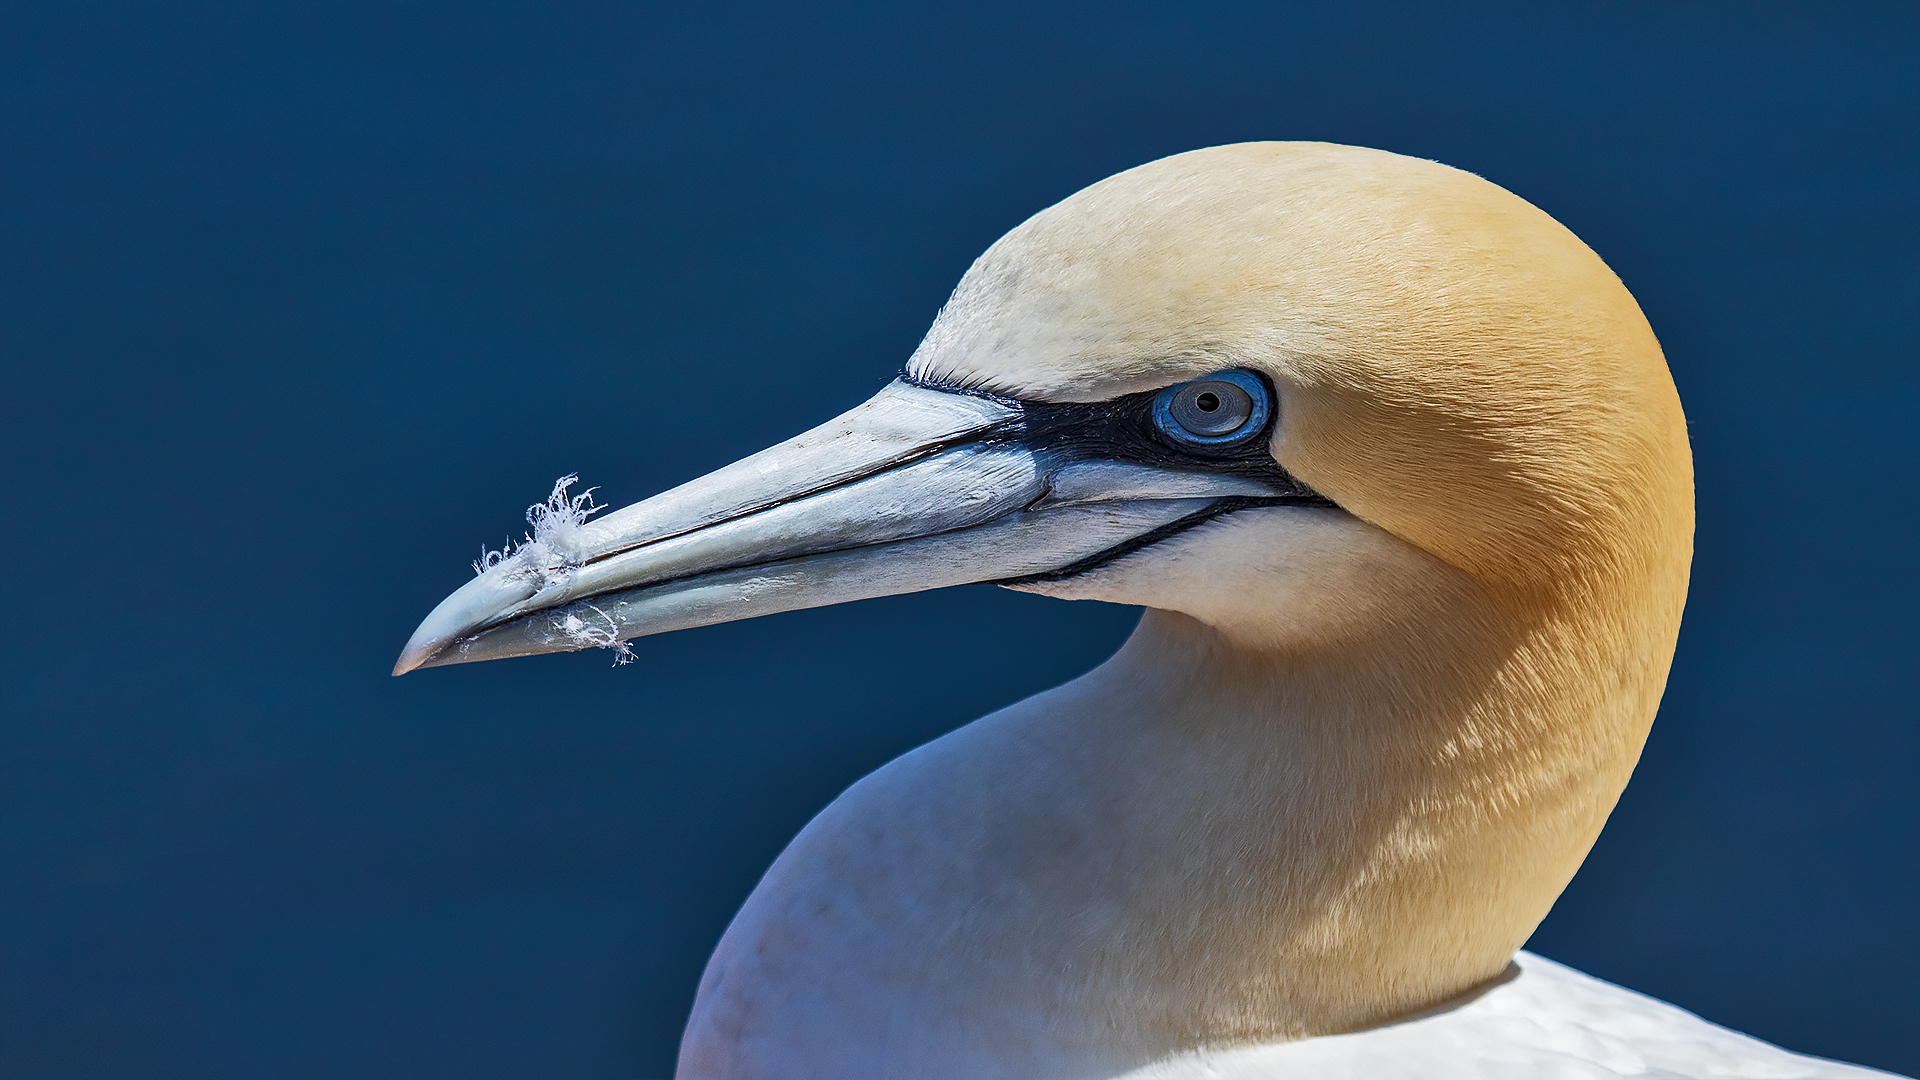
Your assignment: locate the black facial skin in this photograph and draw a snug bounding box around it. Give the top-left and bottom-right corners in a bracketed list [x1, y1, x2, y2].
[899, 371, 1339, 584]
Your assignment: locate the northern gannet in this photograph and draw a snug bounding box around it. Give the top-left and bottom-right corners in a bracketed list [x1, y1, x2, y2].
[395, 143, 1903, 1080]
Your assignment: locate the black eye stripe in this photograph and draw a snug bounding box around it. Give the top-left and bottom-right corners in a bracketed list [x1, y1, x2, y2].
[1016, 385, 1273, 473]
[898, 370, 1333, 503]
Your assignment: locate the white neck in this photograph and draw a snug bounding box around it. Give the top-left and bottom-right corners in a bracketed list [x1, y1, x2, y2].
[677, 511, 1670, 1080]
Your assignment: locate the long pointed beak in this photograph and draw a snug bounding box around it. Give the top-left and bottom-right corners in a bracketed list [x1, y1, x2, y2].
[393, 379, 1301, 675]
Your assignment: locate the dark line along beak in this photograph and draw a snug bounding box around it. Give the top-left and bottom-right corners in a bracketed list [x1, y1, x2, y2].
[393, 378, 1326, 675]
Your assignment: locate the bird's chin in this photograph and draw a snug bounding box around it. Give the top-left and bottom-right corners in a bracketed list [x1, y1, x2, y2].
[1010, 503, 1471, 655]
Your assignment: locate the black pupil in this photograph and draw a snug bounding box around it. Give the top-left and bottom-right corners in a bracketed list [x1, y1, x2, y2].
[1195, 392, 1219, 412]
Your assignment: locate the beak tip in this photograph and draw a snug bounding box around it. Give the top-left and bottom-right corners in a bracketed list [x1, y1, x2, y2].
[392, 631, 446, 677]
[393, 570, 542, 677]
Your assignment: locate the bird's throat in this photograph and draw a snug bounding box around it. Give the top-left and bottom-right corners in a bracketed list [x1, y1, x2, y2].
[677, 569, 1659, 1080]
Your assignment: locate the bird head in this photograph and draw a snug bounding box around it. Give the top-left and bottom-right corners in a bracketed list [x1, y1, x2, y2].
[395, 142, 1690, 675]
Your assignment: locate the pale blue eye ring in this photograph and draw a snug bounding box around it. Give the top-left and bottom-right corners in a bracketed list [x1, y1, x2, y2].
[1151, 370, 1271, 452]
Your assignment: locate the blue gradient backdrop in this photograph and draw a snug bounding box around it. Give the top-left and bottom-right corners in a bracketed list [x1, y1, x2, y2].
[2, 3, 1915, 1077]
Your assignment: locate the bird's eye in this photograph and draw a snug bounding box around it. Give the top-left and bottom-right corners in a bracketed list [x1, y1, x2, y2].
[1151, 370, 1271, 452]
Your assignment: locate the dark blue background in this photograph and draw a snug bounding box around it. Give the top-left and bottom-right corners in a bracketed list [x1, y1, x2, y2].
[3, 2, 1915, 1077]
